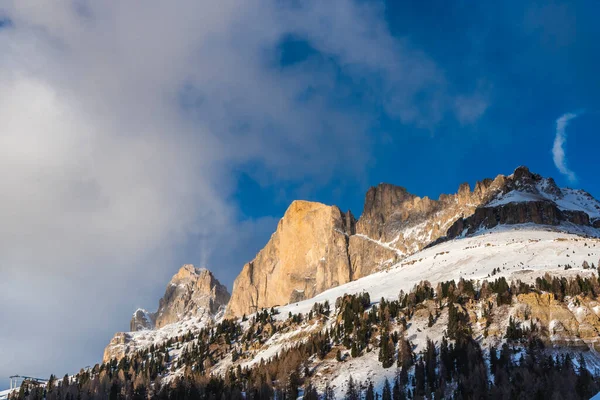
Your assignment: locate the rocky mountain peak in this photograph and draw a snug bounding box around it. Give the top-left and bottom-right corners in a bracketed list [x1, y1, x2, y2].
[130, 308, 154, 332]
[127, 265, 230, 331]
[170, 264, 210, 284]
[361, 183, 416, 218]
[103, 265, 230, 362]
[226, 200, 353, 317]
[154, 265, 230, 329]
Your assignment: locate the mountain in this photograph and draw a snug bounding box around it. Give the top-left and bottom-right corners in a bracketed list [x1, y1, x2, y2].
[226, 166, 600, 317]
[67, 166, 600, 400]
[93, 227, 600, 399]
[103, 265, 229, 362]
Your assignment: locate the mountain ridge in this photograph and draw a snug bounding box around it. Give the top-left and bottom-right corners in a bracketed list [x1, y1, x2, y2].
[226, 166, 600, 317]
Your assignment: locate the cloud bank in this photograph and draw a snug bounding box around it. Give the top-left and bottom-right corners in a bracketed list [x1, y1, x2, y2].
[553, 112, 579, 183]
[0, 0, 484, 384]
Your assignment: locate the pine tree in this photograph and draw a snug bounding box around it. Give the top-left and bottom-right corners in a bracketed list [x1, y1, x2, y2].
[489, 345, 498, 374]
[414, 360, 425, 397]
[366, 381, 375, 400]
[47, 374, 56, 393]
[424, 338, 437, 392]
[324, 383, 336, 400]
[346, 376, 360, 400]
[392, 375, 403, 400]
[304, 383, 319, 400]
[379, 329, 395, 368]
[351, 341, 359, 358]
[382, 378, 392, 400]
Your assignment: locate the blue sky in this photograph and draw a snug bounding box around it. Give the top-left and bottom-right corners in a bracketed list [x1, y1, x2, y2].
[0, 0, 599, 387]
[233, 0, 600, 225]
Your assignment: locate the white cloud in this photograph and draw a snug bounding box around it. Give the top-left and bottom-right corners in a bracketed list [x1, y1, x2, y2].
[0, 0, 485, 383]
[553, 112, 579, 183]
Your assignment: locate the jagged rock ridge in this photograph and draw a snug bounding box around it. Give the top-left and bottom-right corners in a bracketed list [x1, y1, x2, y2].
[226, 166, 600, 317]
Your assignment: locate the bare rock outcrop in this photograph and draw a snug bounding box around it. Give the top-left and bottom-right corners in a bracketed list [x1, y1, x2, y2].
[154, 265, 230, 328]
[515, 293, 600, 348]
[226, 200, 354, 317]
[130, 309, 155, 331]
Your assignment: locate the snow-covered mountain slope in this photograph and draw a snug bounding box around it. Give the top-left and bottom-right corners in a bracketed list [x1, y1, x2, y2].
[276, 225, 600, 319]
[104, 225, 600, 364]
[351, 167, 600, 271]
[83, 223, 600, 400]
[191, 226, 598, 398]
[103, 314, 219, 363]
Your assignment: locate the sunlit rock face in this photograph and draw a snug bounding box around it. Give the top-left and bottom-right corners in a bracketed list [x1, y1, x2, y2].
[226, 200, 355, 318]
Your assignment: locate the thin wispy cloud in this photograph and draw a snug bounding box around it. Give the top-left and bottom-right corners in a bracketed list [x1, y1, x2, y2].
[553, 112, 580, 183]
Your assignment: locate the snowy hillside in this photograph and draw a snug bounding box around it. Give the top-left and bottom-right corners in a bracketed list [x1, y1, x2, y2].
[277, 225, 600, 319]
[107, 224, 600, 360]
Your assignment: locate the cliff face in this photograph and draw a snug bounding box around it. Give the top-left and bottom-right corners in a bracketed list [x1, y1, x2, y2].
[225, 200, 354, 317]
[346, 175, 501, 279]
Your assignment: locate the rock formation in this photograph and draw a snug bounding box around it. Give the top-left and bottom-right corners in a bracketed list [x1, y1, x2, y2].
[225, 200, 354, 317]
[227, 166, 600, 317]
[130, 309, 154, 331]
[154, 264, 230, 328]
[103, 265, 229, 362]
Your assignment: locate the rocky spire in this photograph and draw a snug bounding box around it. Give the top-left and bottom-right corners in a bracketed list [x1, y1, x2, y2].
[128, 265, 230, 332]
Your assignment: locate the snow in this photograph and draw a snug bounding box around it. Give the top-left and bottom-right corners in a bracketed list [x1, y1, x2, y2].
[274, 226, 600, 320]
[327, 350, 398, 398]
[0, 389, 15, 400]
[102, 224, 600, 394]
[487, 179, 600, 222]
[353, 234, 406, 258]
[487, 190, 546, 206]
[106, 313, 215, 357]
